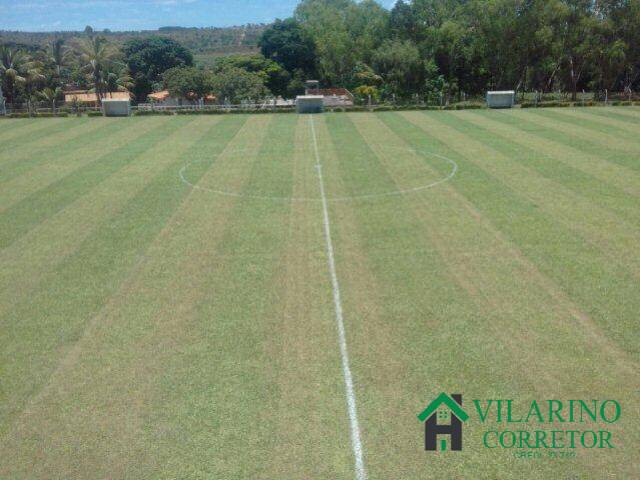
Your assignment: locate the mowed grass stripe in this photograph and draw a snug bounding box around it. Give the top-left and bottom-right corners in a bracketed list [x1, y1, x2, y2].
[0, 119, 113, 182]
[469, 109, 640, 196]
[355, 113, 637, 478]
[335, 113, 545, 476]
[0, 118, 76, 149]
[593, 106, 640, 123]
[240, 114, 297, 198]
[378, 112, 639, 477]
[588, 106, 640, 123]
[480, 111, 640, 176]
[542, 107, 640, 137]
[318, 114, 461, 478]
[0, 116, 209, 318]
[504, 108, 640, 171]
[0, 119, 44, 141]
[320, 113, 398, 200]
[0, 116, 248, 436]
[262, 116, 354, 479]
[0, 118, 175, 249]
[0, 118, 147, 212]
[363, 112, 637, 376]
[418, 111, 640, 278]
[521, 108, 640, 153]
[451, 111, 640, 226]
[0, 119, 87, 157]
[322, 113, 585, 479]
[138, 116, 319, 479]
[389, 111, 639, 355]
[0, 116, 276, 478]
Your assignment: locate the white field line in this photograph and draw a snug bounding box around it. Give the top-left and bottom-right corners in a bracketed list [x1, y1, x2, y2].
[309, 115, 367, 480]
[179, 148, 458, 202]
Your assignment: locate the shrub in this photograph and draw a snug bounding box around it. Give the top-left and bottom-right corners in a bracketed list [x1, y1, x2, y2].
[458, 103, 484, 110]
[611, 100, 633, 106]
[573, 101, 596, 107]
[134, 110, 175, 116]
[8, 112, 31, 118]
[87, 111, 103, 117]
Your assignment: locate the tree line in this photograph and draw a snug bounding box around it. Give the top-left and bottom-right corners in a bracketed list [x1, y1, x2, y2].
[0, 25, 276, 107]
[1, 27, 134, 107]
[2, 0, 639, 107]
[259, 0, 640, 101]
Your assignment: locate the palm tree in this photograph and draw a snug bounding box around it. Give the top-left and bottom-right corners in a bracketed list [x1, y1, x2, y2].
[49, 38, 72, 79]
[73, 35, 119, 104]
[0, 46, 43, 104]
[38, 86, 62, 112]
[106, 68, 133, 92]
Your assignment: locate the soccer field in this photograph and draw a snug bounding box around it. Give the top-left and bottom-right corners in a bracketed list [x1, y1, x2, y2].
[1, 108, 639, 478]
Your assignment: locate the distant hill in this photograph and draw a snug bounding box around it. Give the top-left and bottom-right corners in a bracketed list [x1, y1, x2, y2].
[0, 24, 266, 59]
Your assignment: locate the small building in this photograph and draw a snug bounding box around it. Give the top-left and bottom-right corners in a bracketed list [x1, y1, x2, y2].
[304, 80, 320, 94]
[146, 90, 216, 107]
[64, 90, 131, 107]
[306, 87, 354, 107]
[102, 98, 130, 117]
[486, 91, 515, 108]
[296, 95, 324, 114]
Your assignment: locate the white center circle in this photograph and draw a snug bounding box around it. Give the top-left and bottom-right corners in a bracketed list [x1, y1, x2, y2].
[179, 146, 458, 202]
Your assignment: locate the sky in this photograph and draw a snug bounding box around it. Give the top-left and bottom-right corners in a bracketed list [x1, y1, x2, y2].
[1, 0, 397, 32]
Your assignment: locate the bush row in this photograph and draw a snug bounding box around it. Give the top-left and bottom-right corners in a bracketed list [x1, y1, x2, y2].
[328, 103, 485, 112]
[520, 100, 640, 108]
[3, 101, 638, 119]
[5, 112, 70, 118]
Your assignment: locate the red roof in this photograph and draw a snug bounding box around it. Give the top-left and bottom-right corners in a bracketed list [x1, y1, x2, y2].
[308, 88, 353, 98]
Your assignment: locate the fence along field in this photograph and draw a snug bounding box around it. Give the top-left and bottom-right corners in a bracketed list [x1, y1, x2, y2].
[0, 108, 638, 479]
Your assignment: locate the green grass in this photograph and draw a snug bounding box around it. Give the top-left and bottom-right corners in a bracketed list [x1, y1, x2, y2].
[0, 108, 638, 478]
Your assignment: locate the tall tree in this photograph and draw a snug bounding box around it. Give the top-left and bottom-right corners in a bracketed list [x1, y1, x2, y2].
[372, 39, 425, 98]
[210, 66, 269, 104]
[213, 54, 289, 97]
[73, 35, 121, 103]
[163, 66, 214, 101]
[49, 38, 71, 80]
[0, 46, 43, 104]
[259, 18, 317, 78]
[123, 36, 193, 102]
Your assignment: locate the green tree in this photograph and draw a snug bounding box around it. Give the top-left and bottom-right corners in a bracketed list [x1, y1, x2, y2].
[73, 35, 121, 103]
[372, 39, 425, 98]
[295, 0, 356, 86]
[210, 66, 269, 104]
[163, 66, 214, 101]
[259, 18, 317, 78]
[213, 54, 289, 97]
[49, 38, 71, 80]
[123, 36, 194, 102]
[557, 0, 595, 100]
[0, 46, 43, 104]
[37, 86, 62, 111]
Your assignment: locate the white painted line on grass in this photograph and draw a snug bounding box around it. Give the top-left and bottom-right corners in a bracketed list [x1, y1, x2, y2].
[179, 147, 458, 203]
[309, 115, 367, 480]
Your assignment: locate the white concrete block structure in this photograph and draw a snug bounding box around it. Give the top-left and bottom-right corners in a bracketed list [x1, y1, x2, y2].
[486, 91, 515, 108]
[296, 95, 325, 114]
[102, 98, 131, 117]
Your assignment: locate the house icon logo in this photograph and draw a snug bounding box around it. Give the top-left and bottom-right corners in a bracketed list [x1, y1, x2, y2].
[417, 393, 469, 451]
